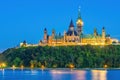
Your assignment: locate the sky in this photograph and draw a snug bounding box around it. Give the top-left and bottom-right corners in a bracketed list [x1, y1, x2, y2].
[0, 0, 120, 52]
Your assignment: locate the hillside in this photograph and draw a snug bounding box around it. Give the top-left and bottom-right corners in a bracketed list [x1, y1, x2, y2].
[0, 45, 120, 68]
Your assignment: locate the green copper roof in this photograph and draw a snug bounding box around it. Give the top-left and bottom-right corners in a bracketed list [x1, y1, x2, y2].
[82, 34, 102, 39]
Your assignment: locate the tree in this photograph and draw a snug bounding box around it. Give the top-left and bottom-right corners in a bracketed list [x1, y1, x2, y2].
[13, 57, 21, 67]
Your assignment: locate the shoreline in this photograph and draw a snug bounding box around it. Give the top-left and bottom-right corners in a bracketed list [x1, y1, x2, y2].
[1, 67, 120, 70]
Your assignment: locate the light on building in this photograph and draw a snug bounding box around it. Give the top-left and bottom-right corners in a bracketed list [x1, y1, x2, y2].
[77, 20, 83, 26]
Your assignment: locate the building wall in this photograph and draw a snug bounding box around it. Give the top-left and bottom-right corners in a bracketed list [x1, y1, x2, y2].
[39, 35, 112, 46]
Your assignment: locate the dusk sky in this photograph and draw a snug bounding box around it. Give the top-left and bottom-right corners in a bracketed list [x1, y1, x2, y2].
[0, 0, 120, 52]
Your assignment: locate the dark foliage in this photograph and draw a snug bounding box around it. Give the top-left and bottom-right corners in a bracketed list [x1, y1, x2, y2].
[0, 45, 120, 68]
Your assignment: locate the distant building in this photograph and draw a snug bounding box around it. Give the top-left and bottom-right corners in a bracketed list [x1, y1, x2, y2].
[20, 8, 119, 47]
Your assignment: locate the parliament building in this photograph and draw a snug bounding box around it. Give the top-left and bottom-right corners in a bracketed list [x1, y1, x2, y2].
[20, 10, 119, 47]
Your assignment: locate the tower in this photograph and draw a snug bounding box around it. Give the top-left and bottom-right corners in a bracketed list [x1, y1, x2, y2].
[67, 19, 75, 36]
[20, 40, 27, 47]
[52, 29, 55, 39]
[67, 19, 78, 36]
[69, 19, 74, 31]
[102, 27, 106, 39]
[43, 28, 47, 43]
[76, 7, 83, 36]
[64, 30, 66, 42]
[94, 28, 98, 37]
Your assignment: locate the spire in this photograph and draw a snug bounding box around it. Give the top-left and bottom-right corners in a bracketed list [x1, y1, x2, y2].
[52, 28, 55, 33]
[78, 6, 82, 19]
[94, 27, 98, 36]
[52, 29, 55, 38]
[102, 27, 105, 30]
[102, 27, 106, 39]
[102, 27, 105, 33]
[44, 28, 47, 33]
[23, 40, 26, 44]
[44, 28, 47, 31]
[69, 19, 74, 27]
[94, 28, 97, 33]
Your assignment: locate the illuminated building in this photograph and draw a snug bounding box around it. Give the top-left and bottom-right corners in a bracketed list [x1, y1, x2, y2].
[20, 8, 119, 47]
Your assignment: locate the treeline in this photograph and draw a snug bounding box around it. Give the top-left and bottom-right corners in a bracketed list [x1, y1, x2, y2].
[0, 45, 120, 68]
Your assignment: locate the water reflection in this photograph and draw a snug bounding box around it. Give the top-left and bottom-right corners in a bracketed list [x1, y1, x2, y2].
[74, 70, 86, 80]
[2, 69, 4, 76]
[31, 69, 38, 75]
[0, 69, 5, 80]
[0, 69, 109, 80]
[50, 70, 86, 80]
[92, 70, 107, 80]
[50, 70, 68, 80]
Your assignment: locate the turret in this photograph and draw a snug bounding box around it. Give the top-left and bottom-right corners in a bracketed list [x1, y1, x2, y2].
[94, 28, 98, 37]
[67, 20, 78, 36]
[76, 7, 83, 36]
[20, 40, 27, 47]
[52, 29, 55, 39]
[102, 27, 106, 39]
[64, 31, 66, 42]
[43, 28, 47, 43]
[69, 19, 74, 31]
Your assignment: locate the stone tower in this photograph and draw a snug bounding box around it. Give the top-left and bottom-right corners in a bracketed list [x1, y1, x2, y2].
[52, 29, 55, 39]
[43, 28, 47, 43]
[94, 28, 98, 37]
[76, 7, 83, 36]
[69, 19, 75, 31]
[102, 27, 106, 39]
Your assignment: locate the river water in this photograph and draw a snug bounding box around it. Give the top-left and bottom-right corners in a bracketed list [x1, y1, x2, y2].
[0, 69, 120, 80]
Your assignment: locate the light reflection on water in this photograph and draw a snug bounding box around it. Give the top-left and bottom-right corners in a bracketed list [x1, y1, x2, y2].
[31, 70, 39, 75]
[0, 69, 120, 80]
[50, 70, 86, 80]
[74, 70, 86, 80]
[92, 70, 107, 80]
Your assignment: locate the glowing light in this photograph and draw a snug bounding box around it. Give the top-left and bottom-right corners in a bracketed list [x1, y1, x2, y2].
[0, 63, 6, 69]
[41, 65, 45, 70]
[12, 65, 16, 70]
[104, 64, 108, 68]
[77, 19, 83, 26]
[69, 64, 74, 69]
[2, 63, 6, 67]
[31, 64, 34, 69]
[21, 65, 24, 70]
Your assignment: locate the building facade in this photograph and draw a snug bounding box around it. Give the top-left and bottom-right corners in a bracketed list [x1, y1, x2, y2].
[20, 9, 118, 47]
